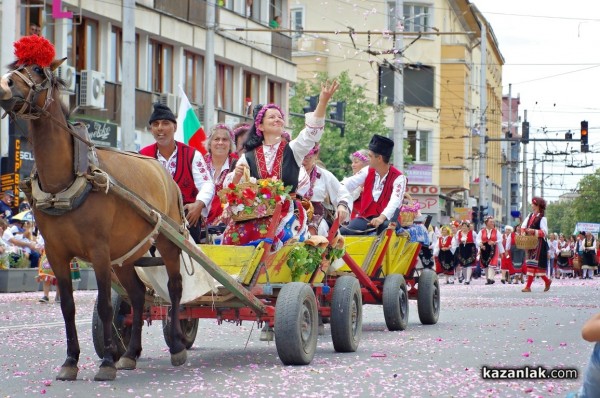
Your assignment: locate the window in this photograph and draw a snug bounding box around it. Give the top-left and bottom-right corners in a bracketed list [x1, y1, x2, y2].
[148, 40, 173, 93]
[75, 18, 99, 70]
[378, 64, 434, 107]
[20, 0, 53, 40]
[268, 80, 283, 106]
[387, 2, 432, 33]
[109, 27, 122, 83]
[407, 130, 430, 162]
[216, 63, 233, 111]
[184, 51, 204, 104]
[290, 7, 304, 37]
[243, 71, 260, 116]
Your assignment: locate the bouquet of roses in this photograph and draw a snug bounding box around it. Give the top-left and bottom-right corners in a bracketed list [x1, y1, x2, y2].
[219, 176, 291, 222]
[399, 193, 420, 227]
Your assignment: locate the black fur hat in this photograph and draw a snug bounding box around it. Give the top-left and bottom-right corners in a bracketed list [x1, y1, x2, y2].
[148, 102, 176, 125]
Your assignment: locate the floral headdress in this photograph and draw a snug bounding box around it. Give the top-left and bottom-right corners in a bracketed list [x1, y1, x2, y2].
[351, 150, 368, 163]
[254, 104, 284, 137]
[233, 123, 250, 138]
[210, 123, 234, 142]
[305, 144, 320, 158]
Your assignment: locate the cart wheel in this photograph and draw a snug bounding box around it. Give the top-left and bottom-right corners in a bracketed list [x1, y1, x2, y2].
[330, 276, 362, 352]
[382, 274, 409, 331]
[162, 318, 199, 350]
[274, 282, 318, 365]
[417, 268, 440, 325]
[92, 291, 131, 359]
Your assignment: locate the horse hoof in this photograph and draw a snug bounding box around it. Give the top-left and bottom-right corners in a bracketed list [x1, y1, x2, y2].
[56, 366, 78, 381]
[116, 357, 136, 370]
[94, 366, 117, 381]
[171, 349, 187, 367]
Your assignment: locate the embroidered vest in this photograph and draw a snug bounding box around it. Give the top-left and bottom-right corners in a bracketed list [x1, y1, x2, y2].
[439, 236, 452, 249]
[140, 142, 198, 204]
[246, 142, 300, 193]
[458, 230, 475, 244]
[359, 166, 402, 219]
[481, 228, 498, 244]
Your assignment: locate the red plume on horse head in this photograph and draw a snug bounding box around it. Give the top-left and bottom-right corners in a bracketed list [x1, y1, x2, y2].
[14, 35, 55, 67]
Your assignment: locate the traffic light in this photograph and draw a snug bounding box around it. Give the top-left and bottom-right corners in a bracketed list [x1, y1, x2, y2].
[521, 121, 529, 144]
[303, 96, 318, 114]
[565, 131, 573, 140]
[471, 206, 479, 226]
[581, 120, 589, 153]
[329, 101, 346, 136]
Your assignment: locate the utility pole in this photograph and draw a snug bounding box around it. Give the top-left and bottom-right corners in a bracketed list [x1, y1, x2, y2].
[204, 0, 216, 129]
[392, 0, 404, 168]
[541, 155, 545, 198]
[120, 0, 136, 151]
[505, 83, 512, 225]
[532, 140, 536, 197]
[521, 109, 528, 218]
[478, 21, 487, 215]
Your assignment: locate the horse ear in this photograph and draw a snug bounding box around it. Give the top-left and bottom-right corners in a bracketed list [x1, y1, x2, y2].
[50, 57, 67, 72]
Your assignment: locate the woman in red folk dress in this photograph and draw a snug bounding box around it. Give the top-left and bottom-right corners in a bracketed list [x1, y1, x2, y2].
[520, 197, 552, 292]
[434, 225, 455, 284]
[477, 216, 504, 285]
[222, 81, 339, 247]
[453, 221, 477, 285]
[204, 124, 238, 228]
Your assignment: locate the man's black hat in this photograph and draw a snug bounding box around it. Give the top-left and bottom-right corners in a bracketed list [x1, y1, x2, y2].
[368, 134, 394, 158]
[148, 102, 177, 125]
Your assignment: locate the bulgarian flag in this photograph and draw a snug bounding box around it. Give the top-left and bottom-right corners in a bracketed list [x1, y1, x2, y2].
[176, 86, 207, 155]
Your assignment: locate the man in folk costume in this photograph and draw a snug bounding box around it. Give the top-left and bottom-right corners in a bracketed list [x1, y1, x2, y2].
[140, 103, 215, 243]
[477, 216, 504, 285]
[434, 225, 455, 284]
[520, 196, 552, 292]
[581, 231, 598, 280]
[340, 135, 406, 235]
[453, 220, 477, 284]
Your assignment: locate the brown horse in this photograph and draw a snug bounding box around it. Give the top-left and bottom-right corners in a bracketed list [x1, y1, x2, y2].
[0, 59, 188, 380]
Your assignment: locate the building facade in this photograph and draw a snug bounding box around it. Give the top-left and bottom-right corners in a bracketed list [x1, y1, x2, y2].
[291, 0, 504, 226]
[0, 0, 296, 201]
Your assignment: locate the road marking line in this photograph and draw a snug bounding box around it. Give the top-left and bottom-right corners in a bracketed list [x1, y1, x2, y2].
[0, 319, 91, 331]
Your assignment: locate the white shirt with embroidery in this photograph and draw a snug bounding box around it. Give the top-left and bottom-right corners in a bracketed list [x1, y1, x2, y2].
[341, 165, 406, 221]
[156, 145, 215, 217]
[224, 112, 324, 195]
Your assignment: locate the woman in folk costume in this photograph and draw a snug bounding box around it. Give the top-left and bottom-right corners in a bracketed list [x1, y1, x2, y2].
[581, 231, 598, 280]
[477, 216, 504, 285]
[222, 81, 339, 246]
[500, 226, 514, 284]
[345, 149, 369, 219]
[434, 225, 455, 284]
[204, 124, 238, 227]
[520, 196, 552, 292]
[556, 233, 572, 278]
[301, 144, 351, 236]
[453, 220, 477, 284]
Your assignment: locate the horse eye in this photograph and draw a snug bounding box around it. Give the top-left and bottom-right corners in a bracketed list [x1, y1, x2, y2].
[33, 66, 43, 75]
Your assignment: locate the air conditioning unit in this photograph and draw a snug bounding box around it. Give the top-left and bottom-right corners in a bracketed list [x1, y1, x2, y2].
[55, 64, 76, 93]
[79, 70, 105, 108]
[159, 93, 178, 113]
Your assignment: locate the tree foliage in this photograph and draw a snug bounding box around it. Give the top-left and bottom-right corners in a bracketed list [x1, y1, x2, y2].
[288, 72, 388, 179]
[546, 169, 600, 236]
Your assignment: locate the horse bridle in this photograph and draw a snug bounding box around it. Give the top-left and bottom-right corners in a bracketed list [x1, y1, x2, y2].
[3, 65, 55, 120]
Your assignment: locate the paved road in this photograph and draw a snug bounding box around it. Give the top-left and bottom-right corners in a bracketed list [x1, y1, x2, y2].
[0, 276, 597, 397]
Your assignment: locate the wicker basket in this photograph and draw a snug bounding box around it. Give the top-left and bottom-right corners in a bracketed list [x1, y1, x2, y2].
[399, 193, 418, 227]
[218, 169, 280, 222]
[515, 234, 538, 250]
[400, 212, 416, 227]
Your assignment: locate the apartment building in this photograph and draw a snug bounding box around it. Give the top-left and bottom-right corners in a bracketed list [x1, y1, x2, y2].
[0, 0, 295, 196]
[291, 0, 504, 225]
